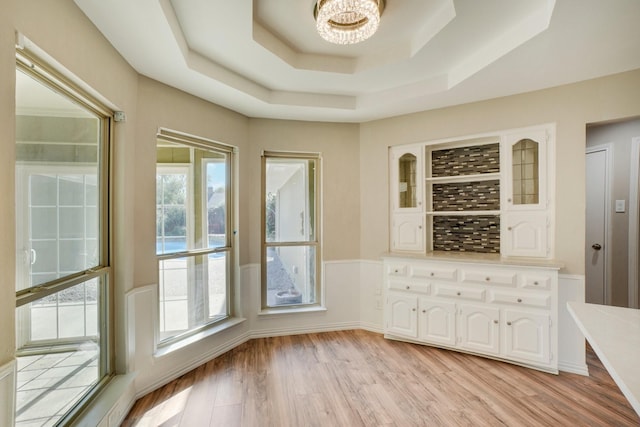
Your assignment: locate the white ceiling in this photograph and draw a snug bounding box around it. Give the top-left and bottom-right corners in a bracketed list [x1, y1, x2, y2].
[73, 0, 640, 123]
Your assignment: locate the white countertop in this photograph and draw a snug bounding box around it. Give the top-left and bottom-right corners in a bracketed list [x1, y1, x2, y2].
[567, 302, 640, 415]
[382, 251, 564, 269]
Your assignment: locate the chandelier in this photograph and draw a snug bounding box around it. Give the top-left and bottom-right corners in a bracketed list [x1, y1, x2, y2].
[314, 0, 385, 45]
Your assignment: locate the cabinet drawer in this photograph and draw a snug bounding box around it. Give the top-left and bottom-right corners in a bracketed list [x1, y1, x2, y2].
[386, 263, 409, 277]
[388, 279, 430, 294]
[461, 270, 517, 287]
[489, 291, 550, 309]
[435, 285, 485, 301]
[521, 274, 551, 290]
[411, 265, 457, 281]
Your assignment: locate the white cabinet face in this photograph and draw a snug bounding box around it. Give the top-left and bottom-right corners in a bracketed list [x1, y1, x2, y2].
[459, 304, 500, 355]
[386, 293, 418, 338]
[418, 298, 457, 346]
[391, 213, 425, 252]
[503, 310, 550, 364]
[390, 146, 423, 213]
[503, 212, 548, 257]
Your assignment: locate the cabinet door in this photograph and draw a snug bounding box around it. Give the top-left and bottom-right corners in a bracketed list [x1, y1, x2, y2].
[503, 212, 548, 257]
[504, 128, 548, 211]
[459, 304, 500, 355]
[418, 298, 456, 346]
[503, 309, 550, 365]
[390, 145, 423, 213]
[391, 213, 425, 252]
[386, 293, 418, 338]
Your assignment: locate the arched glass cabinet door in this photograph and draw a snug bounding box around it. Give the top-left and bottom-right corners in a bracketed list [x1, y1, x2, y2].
[511, 138, 539, 205]
[398, 153, 418, 208]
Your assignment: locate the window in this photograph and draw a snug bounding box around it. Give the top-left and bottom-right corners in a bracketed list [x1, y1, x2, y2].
[156, 129, 234, 344]
[262, 151, 321, 309]
[15, 49, 112, 425]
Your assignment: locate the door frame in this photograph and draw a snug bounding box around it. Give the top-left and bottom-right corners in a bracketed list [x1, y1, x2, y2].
[629, 137, 640, 308]
[586, 144, 613, 305]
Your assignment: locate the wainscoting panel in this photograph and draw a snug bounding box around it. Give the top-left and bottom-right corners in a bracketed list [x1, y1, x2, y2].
[558, 274, 588, 375]
[0, 359, 15, 427]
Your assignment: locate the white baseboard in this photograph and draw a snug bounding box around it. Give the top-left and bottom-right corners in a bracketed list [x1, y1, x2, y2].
[558, 361, 589, 376]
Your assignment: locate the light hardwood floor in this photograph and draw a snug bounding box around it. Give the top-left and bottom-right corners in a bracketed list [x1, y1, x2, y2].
[122, 330, 639, 426]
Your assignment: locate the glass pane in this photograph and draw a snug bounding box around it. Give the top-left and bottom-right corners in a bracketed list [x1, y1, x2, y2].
[15, 278, 102, 426]
[265, 159, 315, 243]
[158, 252, 229, 342]
[266, 245, 316, 307]
[512, 139, 539, 205]
[206, 159, 226, 248]
[398, 153, 417, 208]
[156, 173, 188, 254]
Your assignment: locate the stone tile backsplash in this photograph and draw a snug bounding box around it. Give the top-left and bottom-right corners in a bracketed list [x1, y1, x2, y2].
[432, 216, 500, 253]
[431, 143, 500, 177]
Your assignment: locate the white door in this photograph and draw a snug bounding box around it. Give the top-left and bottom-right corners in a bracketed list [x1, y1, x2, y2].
[386, 293, 418, 338]
[585, 149, 608, 304]
[418, 298, 456, 346]
[458, 304, 500, 355]
[503, 310, 550, 365]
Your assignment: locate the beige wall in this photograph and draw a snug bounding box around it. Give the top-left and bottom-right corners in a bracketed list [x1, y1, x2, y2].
[248, 119, 361, 263]
[587, 118, 640, 306]
[360, 70, 640, 274]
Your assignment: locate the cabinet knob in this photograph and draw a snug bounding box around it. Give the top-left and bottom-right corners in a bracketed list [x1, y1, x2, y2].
[422, 309, 426, 313]
[517, 298, 522, 303]
[430, 272, 435, 277]
[406, 285, 410, 290]
[493, 320, 498, 324]
[508, 198, 512, 203]
[508, 227, 512, 231]
[418, 225, 422, 229]
[485, 277, 490, 282]
[412, 308, 416, 312]
[533, 281, 539, 286]
[456, 291, 461, 296]
[507, 321, 512, 326]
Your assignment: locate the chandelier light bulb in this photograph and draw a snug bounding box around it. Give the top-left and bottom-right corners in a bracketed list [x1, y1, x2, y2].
[315, 0, 383, 45]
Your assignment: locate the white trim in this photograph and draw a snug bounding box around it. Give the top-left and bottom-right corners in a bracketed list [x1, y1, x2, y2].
[586, 144, 613, 305]
[629, 137, 640, 309]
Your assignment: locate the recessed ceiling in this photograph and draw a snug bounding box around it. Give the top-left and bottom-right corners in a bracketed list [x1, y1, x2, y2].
[73, 0, 640, 123]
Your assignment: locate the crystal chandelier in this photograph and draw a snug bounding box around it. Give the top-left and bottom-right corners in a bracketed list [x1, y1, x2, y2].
[314, 0, 385, 45]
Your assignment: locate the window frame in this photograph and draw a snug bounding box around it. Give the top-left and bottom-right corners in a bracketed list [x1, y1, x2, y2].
[261, 150, 322, 311]
[155, 128, 236, 347]
[15, 46, 114, 424]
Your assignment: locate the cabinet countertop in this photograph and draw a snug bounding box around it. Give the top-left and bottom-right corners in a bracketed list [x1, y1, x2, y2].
[567, 302, 640, 416]
[382, 251, 564, 269]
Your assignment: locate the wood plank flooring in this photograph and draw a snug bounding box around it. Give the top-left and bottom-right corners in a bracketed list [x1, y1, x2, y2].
[121, 330, 640, 426]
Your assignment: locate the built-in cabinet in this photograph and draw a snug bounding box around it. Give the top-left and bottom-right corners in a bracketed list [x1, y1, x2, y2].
[389, 124, 554, 258]
[384, 256, 559, 373]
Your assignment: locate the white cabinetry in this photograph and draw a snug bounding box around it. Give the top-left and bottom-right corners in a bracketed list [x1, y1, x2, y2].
[383, 256, 559, 373]
[389, 145, 425, 252]
[388, 123, 555, 258]
[502, 126, 554, 258]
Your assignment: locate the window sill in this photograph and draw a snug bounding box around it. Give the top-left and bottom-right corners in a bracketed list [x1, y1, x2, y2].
[258, 305, 327, 317]
[154, 316, 246, 359]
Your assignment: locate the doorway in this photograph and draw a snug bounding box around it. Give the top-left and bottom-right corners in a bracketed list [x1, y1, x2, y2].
[585, 146, 611, 304]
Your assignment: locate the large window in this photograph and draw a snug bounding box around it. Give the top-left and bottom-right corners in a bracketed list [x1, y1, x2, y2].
[156, 129, 234, 344]
[262, 151, 321, 309]
[15, 50, 112, 426]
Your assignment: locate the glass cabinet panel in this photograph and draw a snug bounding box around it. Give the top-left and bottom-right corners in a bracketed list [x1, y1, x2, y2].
[398, 153, 417, 208]
[512, 139, 539, 205]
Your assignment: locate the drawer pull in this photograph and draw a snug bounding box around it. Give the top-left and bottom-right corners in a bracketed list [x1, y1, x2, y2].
[394, 269, 399, 273]
[507, 321, 512, 326]
[456, 292, 461, 296]
[485, 277, 490, 282]
[517, 298, 522, 303]
[533, 281, 539, 286]
[422, 309, 426, 313]
[406, 285, 410, 290]
[412, 308, 416, 312]
[493, 320, 498, 324]
[430, 272, 435, 277]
